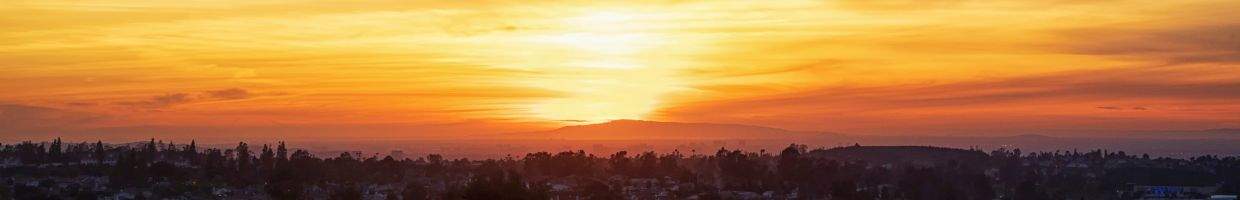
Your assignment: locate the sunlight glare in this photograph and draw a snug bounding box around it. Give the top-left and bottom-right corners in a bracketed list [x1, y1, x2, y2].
[541, 10, 663, 69]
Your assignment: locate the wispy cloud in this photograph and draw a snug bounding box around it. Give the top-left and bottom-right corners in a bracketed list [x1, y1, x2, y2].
[114, 88, 265, 109]
[203, 88, 253, 100]
[114, 93, 194, 109]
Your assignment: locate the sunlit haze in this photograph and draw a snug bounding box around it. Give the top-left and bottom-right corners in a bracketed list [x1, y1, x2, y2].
[2, 0, 1238, 143]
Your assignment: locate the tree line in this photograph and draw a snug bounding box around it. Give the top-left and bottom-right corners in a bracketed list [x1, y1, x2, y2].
[1, 139, 1239, 199]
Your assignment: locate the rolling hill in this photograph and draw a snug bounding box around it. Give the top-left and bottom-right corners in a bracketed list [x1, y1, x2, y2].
[501, 119, 838, 140]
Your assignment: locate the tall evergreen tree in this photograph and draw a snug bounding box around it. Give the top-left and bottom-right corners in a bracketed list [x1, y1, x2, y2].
[276, 142, 289, 164]
[48, 138, 63, 163]
[93, 141, 105, 162]
[260, 144, 275, 174]
[236, 142, 252, 170]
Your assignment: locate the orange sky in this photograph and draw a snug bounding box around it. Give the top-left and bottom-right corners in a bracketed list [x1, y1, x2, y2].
[2, 0, 1238, 141]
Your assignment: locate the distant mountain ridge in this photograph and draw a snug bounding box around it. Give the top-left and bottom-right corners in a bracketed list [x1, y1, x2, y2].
[503, 119, 838, 140]
[1056, 128, 1240, 139]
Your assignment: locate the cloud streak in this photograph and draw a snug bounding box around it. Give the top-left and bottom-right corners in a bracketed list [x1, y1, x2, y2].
[662, 65, 1240, 135]
[114, 88, 263, 109]
[203, 88, 253, 100]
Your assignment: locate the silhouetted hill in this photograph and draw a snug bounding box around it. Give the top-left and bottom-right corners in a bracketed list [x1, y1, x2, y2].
[504, 120, 838, 140]
[806, 146, 989, 166]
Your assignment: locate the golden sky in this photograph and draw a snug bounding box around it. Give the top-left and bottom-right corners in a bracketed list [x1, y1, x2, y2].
[2, 0, 1238, 141]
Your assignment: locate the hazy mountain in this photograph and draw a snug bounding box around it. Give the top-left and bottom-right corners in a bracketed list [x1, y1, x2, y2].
[503, 119, 838, 140]
[1120, 128, 1240, 139]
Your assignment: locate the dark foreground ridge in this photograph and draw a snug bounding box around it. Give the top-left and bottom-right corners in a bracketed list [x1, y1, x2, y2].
[806, 145, 991, 166]
[1, 139, 1239, 199]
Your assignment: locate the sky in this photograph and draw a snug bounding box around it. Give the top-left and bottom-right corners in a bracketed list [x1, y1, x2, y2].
[2, 0, 1238, 142]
